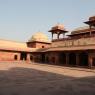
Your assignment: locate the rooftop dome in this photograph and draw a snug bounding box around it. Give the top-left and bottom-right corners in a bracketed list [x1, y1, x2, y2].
[28, 32, 50, 43]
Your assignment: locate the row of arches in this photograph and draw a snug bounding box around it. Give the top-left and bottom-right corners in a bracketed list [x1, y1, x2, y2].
[15, 51, 95, 68]
[34, 52, 89, 67]
[59, 52, 88, 66]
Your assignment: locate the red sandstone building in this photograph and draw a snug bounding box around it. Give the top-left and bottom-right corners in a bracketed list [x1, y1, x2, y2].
[0, 16, 95, 68]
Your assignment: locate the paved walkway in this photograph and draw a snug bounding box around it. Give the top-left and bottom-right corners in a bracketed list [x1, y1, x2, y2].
[0, 62, 95, 95]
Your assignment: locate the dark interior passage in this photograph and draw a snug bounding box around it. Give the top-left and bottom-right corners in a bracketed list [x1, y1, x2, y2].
[79, 52, 88, 66]
[69, 53, 76, 65]
[59, 53, 66, 65]
[20, 52, 27, 60]
[92, 58, 95, 66]
[30, 55, 33, 61]
[41, 54, 45, 63]
[14, 55, 17, 60]
[46, 56, 49, 63]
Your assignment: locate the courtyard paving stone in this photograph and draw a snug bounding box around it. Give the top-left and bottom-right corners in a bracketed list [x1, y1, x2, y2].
[0, 62, 95, 95]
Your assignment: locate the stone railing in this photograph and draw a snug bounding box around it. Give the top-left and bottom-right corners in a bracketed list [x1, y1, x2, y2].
[51, 36, 95, 47]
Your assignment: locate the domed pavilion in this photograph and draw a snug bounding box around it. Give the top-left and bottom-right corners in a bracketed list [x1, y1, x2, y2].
[27, 32, 51, 48]
[49, 24, 68, 40]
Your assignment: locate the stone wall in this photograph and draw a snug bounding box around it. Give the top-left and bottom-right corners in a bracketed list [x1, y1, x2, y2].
[0, 51, 20, 61]
[0, 51, 33, 62]
[27, 42, 51, 48]
[35, 43, 50, 48]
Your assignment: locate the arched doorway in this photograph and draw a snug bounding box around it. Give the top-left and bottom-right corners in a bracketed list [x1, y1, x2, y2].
[14, 55, 18, 60]
[20, 52, 27, 61]
[79, 52, 88, 66]
[30, 55, 33, 61]
[59, 53, 66, 65]
[69, 53, 76, 65]
[41, 54, 45, 63]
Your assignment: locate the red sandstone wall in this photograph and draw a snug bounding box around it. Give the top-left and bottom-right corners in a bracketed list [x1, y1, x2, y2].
[0, 51, 20, 61]
[27, 42, 51, 48]
[27, 42, 36, 48]
[35, 43, 50, 48]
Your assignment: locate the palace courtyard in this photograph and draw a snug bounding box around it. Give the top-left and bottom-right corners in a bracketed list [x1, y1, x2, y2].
[0, 62, 95, 95]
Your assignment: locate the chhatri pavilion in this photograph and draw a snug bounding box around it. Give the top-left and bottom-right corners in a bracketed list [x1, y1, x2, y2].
[0, 16, 95, 68]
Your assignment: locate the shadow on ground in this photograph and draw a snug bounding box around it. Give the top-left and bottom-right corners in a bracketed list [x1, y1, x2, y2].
[0, 67, 95, 95]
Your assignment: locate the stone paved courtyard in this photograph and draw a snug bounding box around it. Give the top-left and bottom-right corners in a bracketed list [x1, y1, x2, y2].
[0, 62, 95, 95]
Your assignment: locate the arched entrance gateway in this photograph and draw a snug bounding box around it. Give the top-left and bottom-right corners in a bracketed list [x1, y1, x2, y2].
[68, 53, 76, 66]
[79, 52, 88, 66]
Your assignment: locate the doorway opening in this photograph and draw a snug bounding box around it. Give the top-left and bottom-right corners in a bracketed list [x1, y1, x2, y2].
[51, 57, 55, 64]
[41, 54, 45, 63]
[59, 52, 66, 65]
[79, 52, 88, 66]
[46, 56, 49, 63]
[30, 55, 33, 61]
[69, 53, 76, 65]
[20, 52, 27, 61]
[14, 55, 18, 60]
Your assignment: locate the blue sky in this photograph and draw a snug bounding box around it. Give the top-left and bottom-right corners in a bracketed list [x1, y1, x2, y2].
[0, 0, 95, 42]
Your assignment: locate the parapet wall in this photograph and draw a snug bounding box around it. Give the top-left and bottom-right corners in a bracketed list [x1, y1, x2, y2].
[51, 36, 95, 47]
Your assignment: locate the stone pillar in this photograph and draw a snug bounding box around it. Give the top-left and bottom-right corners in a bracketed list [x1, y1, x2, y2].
[57, 33, 60, 39]
[18, 53, 20, 61]
[66, 53, 69, 65]
[52, 33, 53, 40]
[63, 33, 65, 38]
[76, 53, 80, 66]
[88, 55, 93, 68]
[27, 54, 30, 63]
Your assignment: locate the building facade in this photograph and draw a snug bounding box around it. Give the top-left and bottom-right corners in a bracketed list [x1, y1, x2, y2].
[0, 16, 95, 68]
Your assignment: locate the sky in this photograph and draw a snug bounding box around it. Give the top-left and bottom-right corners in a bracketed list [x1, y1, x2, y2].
[0, 0, 95, 42]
